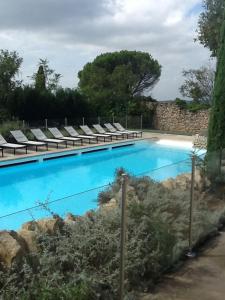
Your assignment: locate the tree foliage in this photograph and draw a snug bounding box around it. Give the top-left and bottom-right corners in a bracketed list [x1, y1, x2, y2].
[0, 49, 23, 104]
[207, 7, 225, 151]
[32, 59, 61, 92]
[78, 50, 161, 115]
[180, 65, 215, 104]
[6, 87, 93, 121]
[35, 65, 46, 91]
[196, 0, 225, 57]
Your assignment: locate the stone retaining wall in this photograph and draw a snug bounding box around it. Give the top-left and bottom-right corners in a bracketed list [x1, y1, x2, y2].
[151, 102, 210, 134]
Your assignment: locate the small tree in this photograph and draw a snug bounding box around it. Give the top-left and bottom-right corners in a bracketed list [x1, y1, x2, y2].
[180, 65, 215, 104]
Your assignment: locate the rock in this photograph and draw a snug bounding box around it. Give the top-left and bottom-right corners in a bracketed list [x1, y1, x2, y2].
[162, 174, 191, 191]
[64, 213, 80, 225]
[162, 179, 175, 190]
[176, 174, 191, 190]
[0, 230, 27, 267]
[21, 220, 39, 231]
[36, 216, 64, 234]
[101, 198, 117, 211]
[18, 229, 39, 253]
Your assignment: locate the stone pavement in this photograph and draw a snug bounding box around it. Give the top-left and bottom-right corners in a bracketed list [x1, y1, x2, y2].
[140, 231, 225, 300]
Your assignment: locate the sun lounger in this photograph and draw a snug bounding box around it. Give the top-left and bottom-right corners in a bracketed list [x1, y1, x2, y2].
[10, 130, 48, 151]
[80, 125, 112, 142]
[113, 122, 142, 137]
[64, 126, 97, 144]
[104, 123, 133, 138]
[31, 129, 67, 148]
[93, 124, 124, 139]
[48, 127, 83, 146]
[0, 134, 28, 155]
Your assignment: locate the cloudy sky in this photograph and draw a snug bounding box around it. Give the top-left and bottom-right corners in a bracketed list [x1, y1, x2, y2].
[0, 0, 211, 100]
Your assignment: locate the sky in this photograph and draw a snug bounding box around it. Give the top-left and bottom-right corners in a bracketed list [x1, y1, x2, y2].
[0, 0, 211, 100]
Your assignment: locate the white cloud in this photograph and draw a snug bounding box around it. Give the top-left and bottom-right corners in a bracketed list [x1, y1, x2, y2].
[0, 0, 210, 100]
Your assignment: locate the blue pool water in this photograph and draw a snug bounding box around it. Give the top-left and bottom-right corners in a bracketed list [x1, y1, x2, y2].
[0, 140, 194, 229]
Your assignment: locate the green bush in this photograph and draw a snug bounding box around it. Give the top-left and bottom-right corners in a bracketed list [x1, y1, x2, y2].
[174, 98, 187, 109]
[174, 98, 210, 112]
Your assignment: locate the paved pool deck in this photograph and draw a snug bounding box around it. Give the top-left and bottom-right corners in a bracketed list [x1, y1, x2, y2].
[139, 231, 225, 300]
[0, 131, 194, 163]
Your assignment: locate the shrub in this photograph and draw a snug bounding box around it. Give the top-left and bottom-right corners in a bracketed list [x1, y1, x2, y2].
[174, 98, 187, 109]
[174, 98, 210, 112]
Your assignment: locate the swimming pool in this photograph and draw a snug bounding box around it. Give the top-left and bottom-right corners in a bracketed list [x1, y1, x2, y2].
[0, 139, 197, 229]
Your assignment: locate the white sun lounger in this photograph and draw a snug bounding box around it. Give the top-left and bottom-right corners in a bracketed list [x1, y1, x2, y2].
[0, 134, 28, 155]
[104, 123, 133, 138]
[113, 122, 142, 137]
[93, 124, 124, 139]
[48, 127, 83, 146]
[80, 125, 112, 142]
[31, 128, 67, 148]
[64, 126, 97, 144]
[10, 130, 48, 151]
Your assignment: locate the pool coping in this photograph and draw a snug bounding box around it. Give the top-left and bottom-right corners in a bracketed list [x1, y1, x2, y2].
[0, 137, 151, 167]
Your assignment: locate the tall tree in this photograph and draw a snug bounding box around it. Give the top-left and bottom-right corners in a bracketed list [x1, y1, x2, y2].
[207, 7, 225, 152]
[35, 65, 46, 90]
[180, 65, 215, 104]
[196, 0, 225, 57]
[32, 59, 61, 93]
[78, 50, 161, 115]
[0, 49, 23, 104]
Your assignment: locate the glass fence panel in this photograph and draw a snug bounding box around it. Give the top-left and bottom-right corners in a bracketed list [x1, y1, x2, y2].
[0, 185, 109, 231]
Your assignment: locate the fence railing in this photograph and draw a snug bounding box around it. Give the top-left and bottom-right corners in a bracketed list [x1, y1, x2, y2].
[0, 150, 225, 297]
[9, 115, 153, 131]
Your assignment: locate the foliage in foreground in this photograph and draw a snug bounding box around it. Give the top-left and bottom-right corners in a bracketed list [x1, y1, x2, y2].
[0, 170, 223, 299]
[207, 9, 225, 152]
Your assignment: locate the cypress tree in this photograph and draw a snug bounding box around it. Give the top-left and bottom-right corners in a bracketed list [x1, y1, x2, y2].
[207, 7, 225, 152]
[35, 65, 46, 91]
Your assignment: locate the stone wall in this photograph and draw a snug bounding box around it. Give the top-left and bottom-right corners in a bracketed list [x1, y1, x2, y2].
[152, 102, 210, 134]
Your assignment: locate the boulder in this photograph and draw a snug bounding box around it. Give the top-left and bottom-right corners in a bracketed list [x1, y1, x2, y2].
[64, 213, 81, 225]
[101, 198, 117, 211]
[162, 179, 175, 190]
[18, 229, 39, 253]
[36, 216, 64, 234]
[21, 220, 39, 231]
[0, 230, 27, 267]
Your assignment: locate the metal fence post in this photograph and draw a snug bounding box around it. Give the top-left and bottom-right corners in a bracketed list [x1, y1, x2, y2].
[98, 116, 101, 124]
[45, 118, 48, 130]
[82, 117, 85, 126]
[119, 174, 128, 300]
[22, 120, 25, 128]
[65, 117, 68, 126]
[125, 115, 128, 129]
[187, 154, 196, 258]
[112, 114, 115, 124]
[140, 115, 143, 130]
